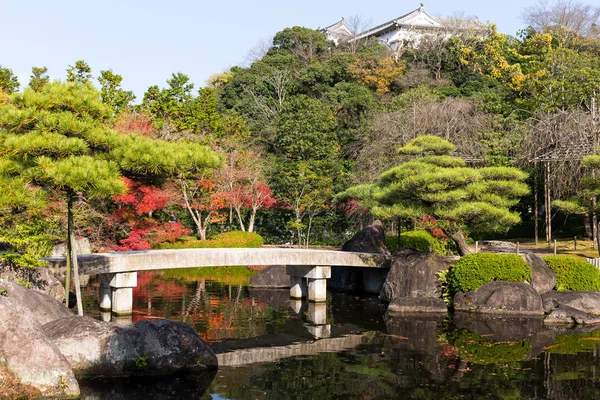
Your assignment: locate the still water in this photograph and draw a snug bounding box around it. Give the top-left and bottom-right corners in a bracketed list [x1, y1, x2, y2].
[79, 269, 600, 399]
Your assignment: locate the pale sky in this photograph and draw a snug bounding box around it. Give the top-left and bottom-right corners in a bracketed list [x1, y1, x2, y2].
[1, 0, 546, 100]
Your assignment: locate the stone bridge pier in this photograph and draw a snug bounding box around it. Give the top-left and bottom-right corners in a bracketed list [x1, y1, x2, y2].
[98, 272, 137, 316]
[286, 265, 331, 302]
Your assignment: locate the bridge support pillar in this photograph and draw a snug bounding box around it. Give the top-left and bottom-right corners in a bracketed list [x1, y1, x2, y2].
[97, 272, 137, 316]
[286, 266, 330, 302]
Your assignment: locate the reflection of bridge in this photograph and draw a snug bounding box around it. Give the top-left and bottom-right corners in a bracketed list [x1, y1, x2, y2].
[44, 248, 389, 315]
[214, 330, 378, 367]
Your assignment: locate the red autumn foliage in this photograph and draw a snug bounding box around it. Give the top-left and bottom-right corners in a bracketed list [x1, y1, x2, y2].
[113, 110, 155, 137]
[114, 178, 169, 216]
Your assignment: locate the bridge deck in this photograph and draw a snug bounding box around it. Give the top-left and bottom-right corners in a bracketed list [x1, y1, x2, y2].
[44, 248, 390, 276]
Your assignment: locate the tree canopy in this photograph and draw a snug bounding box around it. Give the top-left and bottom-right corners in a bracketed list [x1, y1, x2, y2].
[336, 136, 529, 255]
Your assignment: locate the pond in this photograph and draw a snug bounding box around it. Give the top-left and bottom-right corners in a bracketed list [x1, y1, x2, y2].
[79, 268, 600, 399]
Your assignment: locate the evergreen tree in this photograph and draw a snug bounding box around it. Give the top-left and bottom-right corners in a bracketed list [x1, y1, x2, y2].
[336, 135, 529, 255]
[98, 69, 135, 115]
[0, 82, 220, 313]
[0, 66, 19, 94]
[29, 66, 50, 92]
[66, 60, 92, 84]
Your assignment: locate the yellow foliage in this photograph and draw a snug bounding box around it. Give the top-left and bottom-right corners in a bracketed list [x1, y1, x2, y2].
[207, 72, 233, 88]
[348, 56, 405, 94]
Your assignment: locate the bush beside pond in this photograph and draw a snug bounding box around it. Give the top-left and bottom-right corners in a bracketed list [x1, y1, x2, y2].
[450, 253, 531, 293]
[542, 255, 600, 291]
[385, 230, 448, 255]
[156, 231, 264, 250]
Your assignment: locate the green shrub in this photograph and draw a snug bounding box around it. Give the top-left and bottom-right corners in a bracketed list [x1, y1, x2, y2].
[156, 231, 264, 249]
[451, 253, 531, 293]
[542, 255, 600, 291]
[385, 230, 448, 255]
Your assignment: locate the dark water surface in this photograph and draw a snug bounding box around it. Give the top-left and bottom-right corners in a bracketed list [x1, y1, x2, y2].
[79, 270, 600, 399]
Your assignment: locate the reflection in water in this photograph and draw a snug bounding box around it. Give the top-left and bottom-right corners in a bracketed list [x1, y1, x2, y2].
[79, 270, 600, 399]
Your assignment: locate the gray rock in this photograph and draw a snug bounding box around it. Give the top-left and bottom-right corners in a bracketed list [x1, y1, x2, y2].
[332, 221, 390, 293]
[545, 304, 600, 325]
[0, 279, 72, 325]
[522, 253, 556, 294]
[248, 265, 289, 288]
[51, 237, 91, 257]
[542, 291, 600, 314]
[387, 297, 447, 314]
[29, 267, 65, 302]
[380, 249, 450, 303]
[341, 220, 391, 255]
[43, 316, 218, 377]
[454, 281, 544, 315]
[0, 289, 79, 398]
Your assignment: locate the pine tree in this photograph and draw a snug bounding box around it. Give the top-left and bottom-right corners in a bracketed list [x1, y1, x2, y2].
[336, 135, 529, 255]
[0, 82, 220, 313]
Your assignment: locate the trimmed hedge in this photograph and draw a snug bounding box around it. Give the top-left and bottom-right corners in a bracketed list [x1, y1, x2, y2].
[450, 253, 531, 293]
[156, 231, 264, 249]
[385, 230, 448, 255]
[542, 255, 600, 291]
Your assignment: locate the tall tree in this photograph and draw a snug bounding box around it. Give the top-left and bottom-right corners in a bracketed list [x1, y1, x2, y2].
[29, 66, 50, 92]
[98, 69, 135, 115]
[0, 66, 19, 94]
[66, 60, 92, 84]
[522, 0, 600, 40]
[336, 135, 529, 255]
[0, 82, 220, 314]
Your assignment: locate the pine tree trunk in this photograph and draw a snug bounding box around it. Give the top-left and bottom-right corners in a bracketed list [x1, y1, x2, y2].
[67, 195, 83, 316]
[449, 231, 471, 256]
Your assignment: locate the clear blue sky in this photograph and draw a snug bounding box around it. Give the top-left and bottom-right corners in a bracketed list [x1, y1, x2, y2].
[2, 0, 543, 100]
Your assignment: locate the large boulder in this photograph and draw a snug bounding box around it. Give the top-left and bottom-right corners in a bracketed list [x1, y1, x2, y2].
[51, 237, 92, 256]
[541, 291, 600, 314]
[29, 267, 66, 302]
[43, 316, 218, 377]
[332, 221, 390, 293]
[387, 297, 447, 314]
[380, 249, 450, 303]
[522, 254, 556, 294]
[454, 281, 544, 316]
[248, 265, 289, 288]
[0, 287, 79, 398]
[544, 304, 600, 325]
[0, 279, 72, 325]
[341, 220, 391, 255]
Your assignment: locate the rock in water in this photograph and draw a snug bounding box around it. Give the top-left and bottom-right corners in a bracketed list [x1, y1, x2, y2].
[43, 316, 218, 377]
[545, 304, 600, 325]
[541, 291, 600, 314]
[0, 285, 79, 398]
[248, 265, 290, 288]
[454, 281, 544, 316]
[380, 249, 450, 303]
[522, 254, 556, 294]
